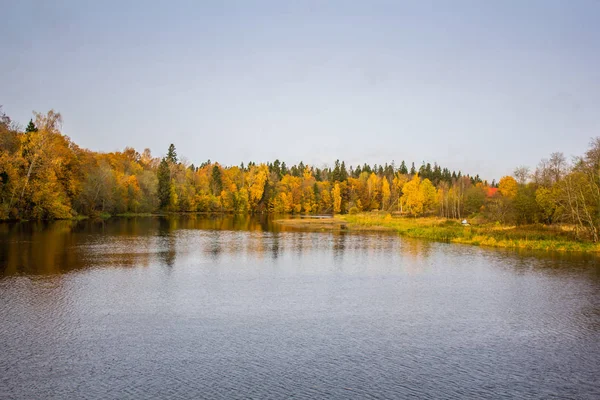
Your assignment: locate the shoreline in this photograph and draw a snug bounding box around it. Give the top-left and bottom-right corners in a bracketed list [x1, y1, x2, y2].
[3, 212, 597, 254]
[275, 214, 600, 254]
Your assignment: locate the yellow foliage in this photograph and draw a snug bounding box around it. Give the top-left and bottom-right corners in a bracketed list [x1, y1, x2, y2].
[382, 178, 391, 211]
[246, 164, 268, 211]
[402, 174, 424, 216]
[332, 183, 342, 213]
[498, 176, 518, 198]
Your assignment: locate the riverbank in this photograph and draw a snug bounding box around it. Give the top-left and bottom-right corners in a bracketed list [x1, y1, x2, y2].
[276, 213, 600, 253]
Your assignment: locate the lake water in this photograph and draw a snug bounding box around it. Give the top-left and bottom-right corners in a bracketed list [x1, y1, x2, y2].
[1, 216, 599, 399]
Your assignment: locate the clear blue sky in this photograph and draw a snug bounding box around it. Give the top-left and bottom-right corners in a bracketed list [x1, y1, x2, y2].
[1, 0, 599, 180]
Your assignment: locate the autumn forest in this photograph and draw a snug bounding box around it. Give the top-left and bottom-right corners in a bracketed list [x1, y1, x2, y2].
[2, 108, 600, 242]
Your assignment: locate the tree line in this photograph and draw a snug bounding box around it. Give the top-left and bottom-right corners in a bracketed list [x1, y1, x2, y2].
[1, 109, 599, 241]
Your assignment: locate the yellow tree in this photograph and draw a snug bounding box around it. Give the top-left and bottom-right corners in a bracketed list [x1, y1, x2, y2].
[316, 181, 331, 212]
[420, 178, 437, 214]
[272, 191, 292, 213]
[332, 183, 342, 213]
[535, 186, 560, 224]
[236, 188, 250, 213]
[277, 174, 302, 213]
[498, 176, 518, 199]
[220, 184, 236, 212]
[347, 177, 364, 211]
[0, 151, 21, 218]
[366, 172, 381, 210]
[301, 166, 316, 212]
[392, 173, 408, 212]
[17, 111, 76, 219]
[246, 164, 269, 212]
[381, 177, 391, 211]
[401, 174, 424, 216]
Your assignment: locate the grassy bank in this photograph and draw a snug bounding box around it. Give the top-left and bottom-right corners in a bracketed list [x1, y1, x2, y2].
[277, 213, 600, 253]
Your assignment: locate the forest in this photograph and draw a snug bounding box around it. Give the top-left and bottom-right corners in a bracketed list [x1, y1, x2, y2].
[1, 108, 600, 242]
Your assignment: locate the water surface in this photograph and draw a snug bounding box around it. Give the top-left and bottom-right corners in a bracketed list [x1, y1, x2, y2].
[1, 216, 599, 399]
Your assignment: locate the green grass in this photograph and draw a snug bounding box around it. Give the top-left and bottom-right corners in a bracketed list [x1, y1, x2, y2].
[339, 213, 600, 253]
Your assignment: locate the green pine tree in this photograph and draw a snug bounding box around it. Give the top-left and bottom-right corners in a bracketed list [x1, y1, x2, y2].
[25, 119, 37, 133]
[157, 158, 171, 209]
[340, 161, 348, 181]
[211, 165, 222, 195]
[399, 161, 408, 174]
[332, 160, 341, 182]
[166, 144, 177, 164]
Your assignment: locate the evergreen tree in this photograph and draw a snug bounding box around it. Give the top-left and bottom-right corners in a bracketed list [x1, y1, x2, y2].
[354, 165, 362, 177]
[384, 163, 394, 179]
[157, 158, 171, 209]
[273, 159, 282, 177]
[200, 159, 211, 169]
[298, 161, 305, 174]
[399, 160, 408, 174]
[432, 163, 442, 183]
[340, 161, 348, 181]
[211, 165, 223, 195]
[422, 163, 432, 180]
[410, 162, 416, 175]
[25, 119, 37, 133]
[332, 160, 341, 182]
[166, 144, 177, 164]
[442, 168, 450, 182]
[314, 168, 322, 181]
[290, 165, 298, 177]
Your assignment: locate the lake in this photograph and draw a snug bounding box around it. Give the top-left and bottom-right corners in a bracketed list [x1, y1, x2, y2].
[1, 215, 599, 399]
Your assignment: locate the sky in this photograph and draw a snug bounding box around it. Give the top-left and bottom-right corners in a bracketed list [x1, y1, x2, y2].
[1, 0, 599, 180]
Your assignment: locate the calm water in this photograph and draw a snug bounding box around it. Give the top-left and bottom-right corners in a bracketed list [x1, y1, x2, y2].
[1, 216, 599, 399]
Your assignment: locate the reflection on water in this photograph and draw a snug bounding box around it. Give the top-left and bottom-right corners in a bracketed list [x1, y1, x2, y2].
[0, 215, 599, 399]
[2, 215, 597, 278]
[0, 216, 441, 276]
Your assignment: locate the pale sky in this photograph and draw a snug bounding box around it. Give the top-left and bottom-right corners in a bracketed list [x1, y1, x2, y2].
[1, 0, 599, 180]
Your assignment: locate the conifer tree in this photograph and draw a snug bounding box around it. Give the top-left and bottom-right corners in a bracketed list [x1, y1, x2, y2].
[211, 165, 222, 195]
[399, 161, 408, 174]
[166, 144, 177, 164]
[340, 161, 348, 181]
[25, 119, 37, 133]
[157, 158, 171, 208]
[332, 160, 341, 182]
